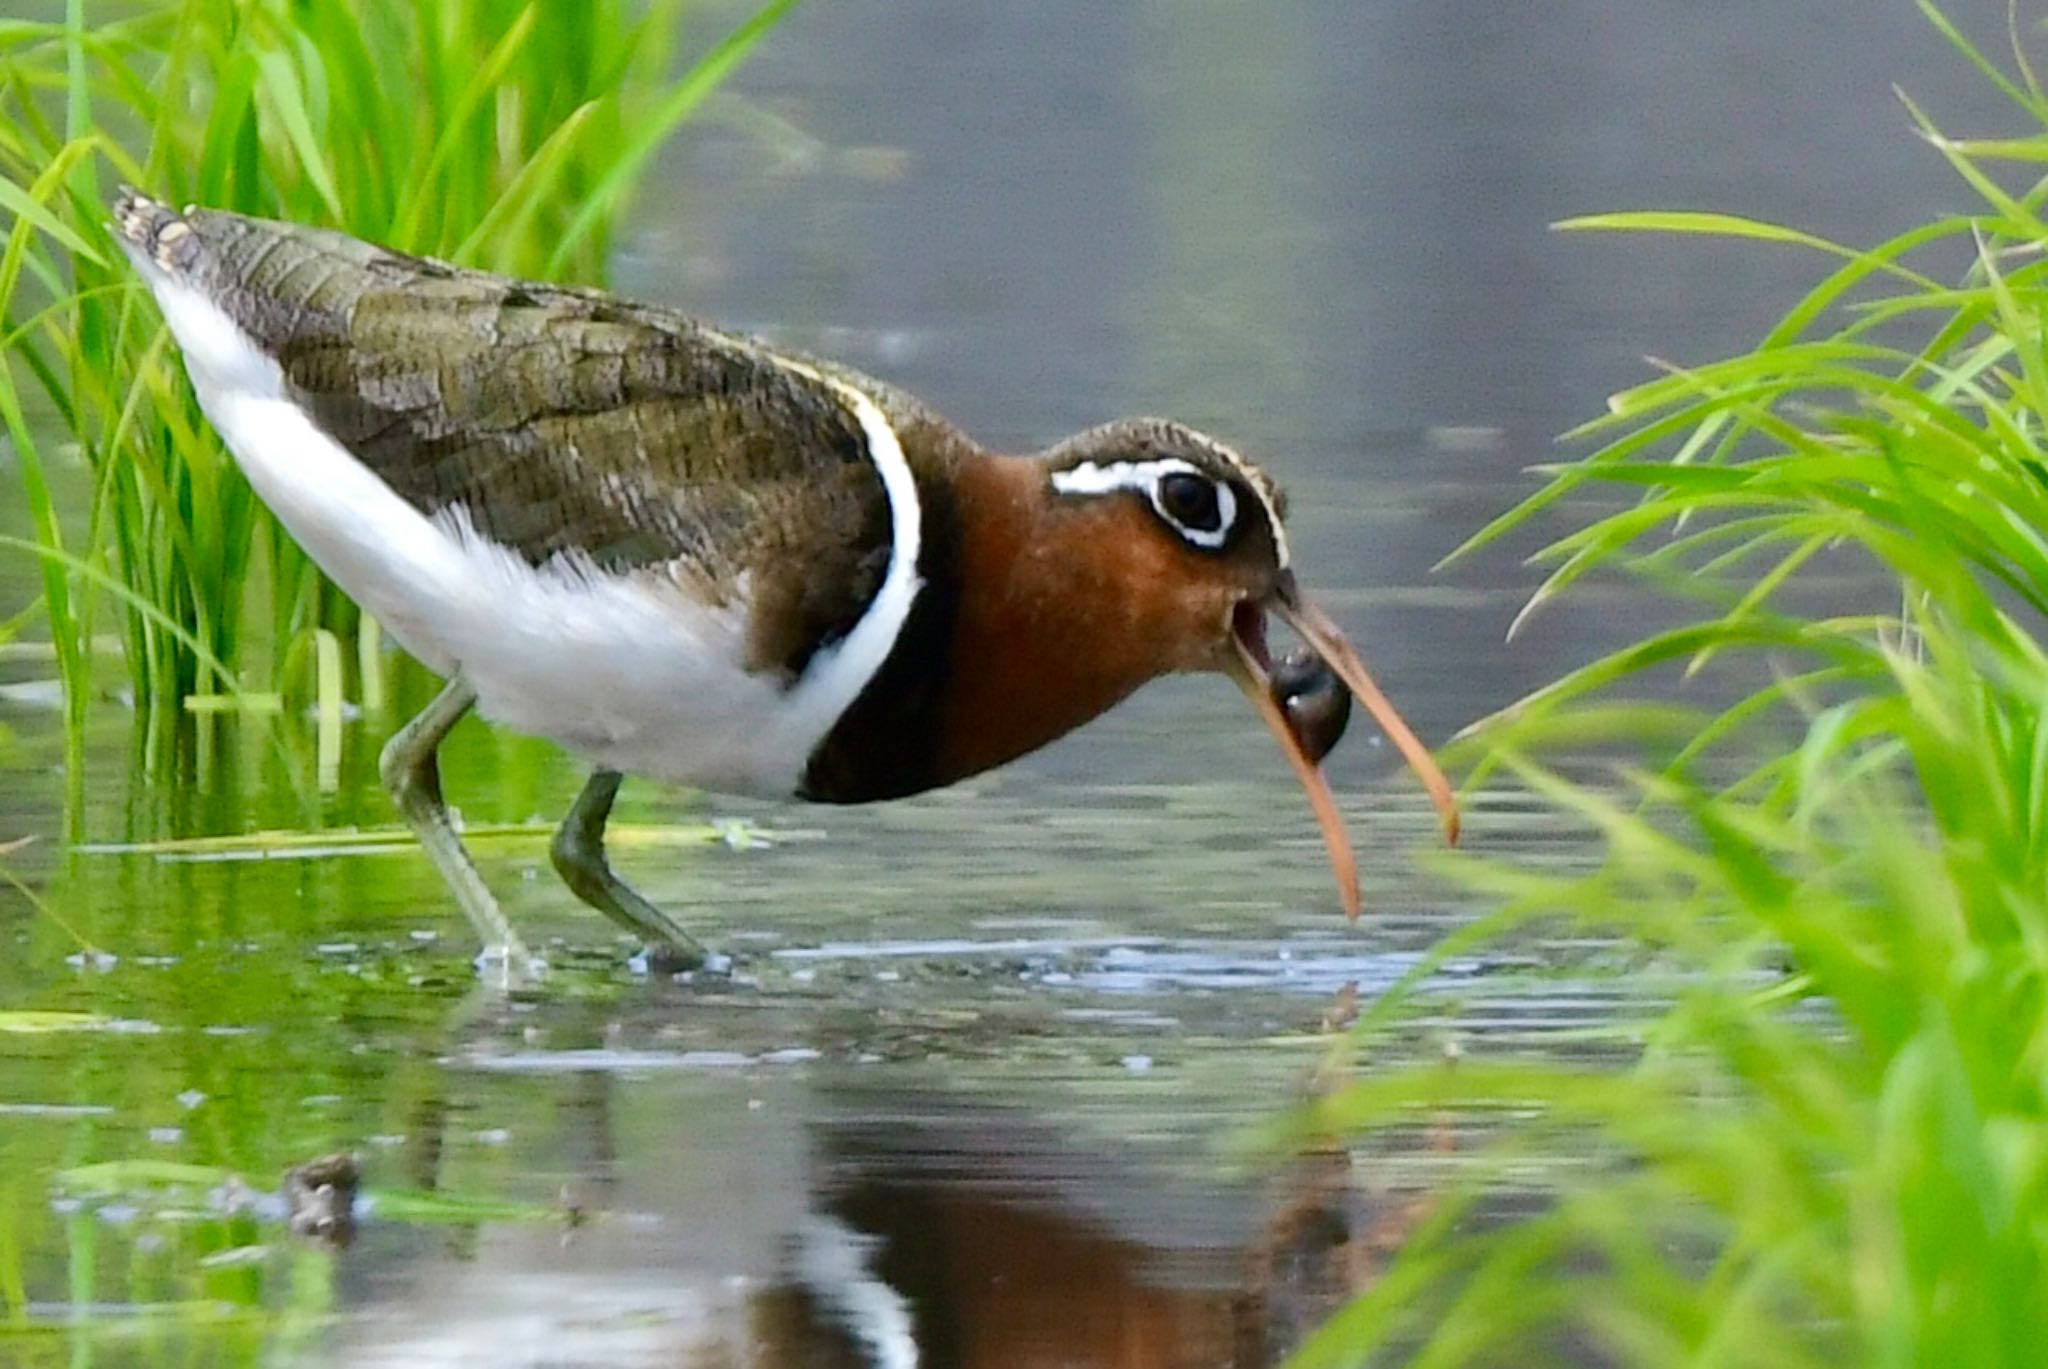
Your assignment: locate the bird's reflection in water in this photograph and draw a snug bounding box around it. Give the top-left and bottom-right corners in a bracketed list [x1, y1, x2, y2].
[712, 1091, 1409, 1369]
[324, 995, 1447, 1368]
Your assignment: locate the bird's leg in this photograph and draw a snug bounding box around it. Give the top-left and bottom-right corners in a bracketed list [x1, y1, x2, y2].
[379, 677, 536, 977]
[551, 768, 709, 972]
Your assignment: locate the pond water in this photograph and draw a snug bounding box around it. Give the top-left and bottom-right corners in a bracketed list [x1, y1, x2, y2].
[0, 4, 2014, 1365]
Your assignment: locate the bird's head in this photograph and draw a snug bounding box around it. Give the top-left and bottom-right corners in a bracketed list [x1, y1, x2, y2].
[1040, 418, 1460, 914]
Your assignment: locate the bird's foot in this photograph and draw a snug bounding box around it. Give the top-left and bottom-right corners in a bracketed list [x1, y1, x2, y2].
[474, 940, 546, 988]
[630, 941, 730, 978]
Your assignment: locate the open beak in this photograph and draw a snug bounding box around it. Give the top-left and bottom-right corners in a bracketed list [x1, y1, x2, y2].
[1225, 574, 1461, 919]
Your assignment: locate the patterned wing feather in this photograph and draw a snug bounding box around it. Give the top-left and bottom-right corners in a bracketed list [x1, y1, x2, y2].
[122, 196, 893, 680]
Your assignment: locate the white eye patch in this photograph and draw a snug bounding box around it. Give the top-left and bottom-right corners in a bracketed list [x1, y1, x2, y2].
[1049, 458, 1239, 550]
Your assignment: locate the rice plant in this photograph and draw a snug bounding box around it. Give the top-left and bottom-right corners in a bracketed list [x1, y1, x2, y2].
[1292, 5, 2048, 1364]
[0, 0, 794, 782]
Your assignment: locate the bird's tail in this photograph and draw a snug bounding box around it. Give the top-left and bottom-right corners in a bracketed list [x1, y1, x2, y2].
[111, 187, 205, 281]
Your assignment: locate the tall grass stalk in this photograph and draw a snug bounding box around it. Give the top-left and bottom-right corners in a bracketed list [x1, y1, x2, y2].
[0, 0, 794, 782]
[1294, 6, 2048, 1364]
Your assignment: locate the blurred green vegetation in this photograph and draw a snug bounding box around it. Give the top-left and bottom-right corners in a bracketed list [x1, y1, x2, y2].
[1294, 6, 2048, 1365]
[0, 701, 655, 1364]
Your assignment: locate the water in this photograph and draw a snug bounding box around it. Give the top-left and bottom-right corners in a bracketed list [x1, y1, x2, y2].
[0, 4, 2012, 1364]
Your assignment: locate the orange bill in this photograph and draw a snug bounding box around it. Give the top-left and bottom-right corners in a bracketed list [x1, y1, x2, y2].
[1226, 636, 1364, 918]
[1228, 578, 1461, 919]
[1273, 596, 1461, 849]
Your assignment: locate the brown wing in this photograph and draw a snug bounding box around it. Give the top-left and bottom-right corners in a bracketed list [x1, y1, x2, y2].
[127, 197, 894, 681]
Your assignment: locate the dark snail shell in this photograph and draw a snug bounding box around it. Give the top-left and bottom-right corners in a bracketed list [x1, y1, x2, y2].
[1269, 648, 1352, 765]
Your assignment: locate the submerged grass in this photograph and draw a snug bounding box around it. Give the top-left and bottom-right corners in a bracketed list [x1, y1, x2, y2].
[0, 0, 794, 789]
[1296, 6, 2048, 1365]
[70, 817, 765, 858]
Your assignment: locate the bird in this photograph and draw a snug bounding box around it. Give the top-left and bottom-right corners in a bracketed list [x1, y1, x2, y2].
[112, 189, 1459, 978]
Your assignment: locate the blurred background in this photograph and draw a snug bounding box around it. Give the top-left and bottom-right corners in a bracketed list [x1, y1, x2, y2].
[646, 0, 2013, 754]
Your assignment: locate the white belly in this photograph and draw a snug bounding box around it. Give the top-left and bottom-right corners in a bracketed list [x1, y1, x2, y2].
[143, 276, 822, 797]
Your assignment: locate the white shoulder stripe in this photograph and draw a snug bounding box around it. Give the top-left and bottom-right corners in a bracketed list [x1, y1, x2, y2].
[794, 1214, 920, 1368]
[764, 357, 925, 767]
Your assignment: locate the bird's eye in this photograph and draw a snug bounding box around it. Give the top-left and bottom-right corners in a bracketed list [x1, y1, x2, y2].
[1156, 471, 1224, 535]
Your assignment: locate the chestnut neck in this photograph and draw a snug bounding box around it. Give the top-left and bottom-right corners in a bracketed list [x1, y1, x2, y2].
[927, 449, 1191, 787]
[799, 435, 1211, 803]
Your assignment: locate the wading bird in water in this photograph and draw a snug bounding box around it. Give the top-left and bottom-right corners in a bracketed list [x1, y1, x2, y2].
[114, 190, 1459, 977]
